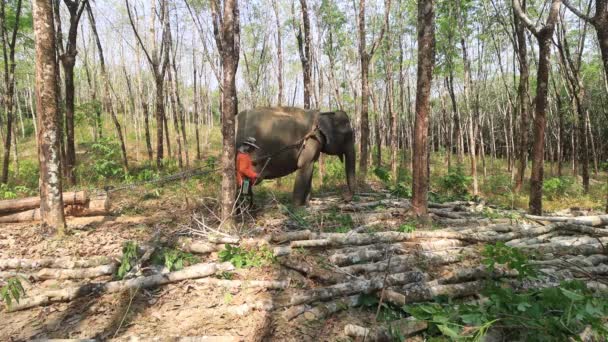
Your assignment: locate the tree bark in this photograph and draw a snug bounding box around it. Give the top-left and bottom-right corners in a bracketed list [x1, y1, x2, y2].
[296, 0, 312, 109]
[513, 0, 561, 215]
[412, 0, 435, 217]
[513, 0, 530, 192]
[0, 0, 22, 184]
[33, 0, 66, 232]
[211, 0, 241, 225]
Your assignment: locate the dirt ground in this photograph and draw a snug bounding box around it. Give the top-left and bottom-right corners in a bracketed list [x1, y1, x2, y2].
[1, 188, 425, 342]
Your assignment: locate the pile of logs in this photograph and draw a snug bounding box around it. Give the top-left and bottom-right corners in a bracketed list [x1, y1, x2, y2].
[2, 194, 607, 340]
[0, 191, 109, 223]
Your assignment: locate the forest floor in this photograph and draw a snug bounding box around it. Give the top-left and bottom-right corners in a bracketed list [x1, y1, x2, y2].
[0, 177, 607, 341]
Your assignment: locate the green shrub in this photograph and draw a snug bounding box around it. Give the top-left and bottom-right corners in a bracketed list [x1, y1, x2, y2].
[543, 176, 581, 199]
[1, 277, 26, 309]
[18, 160, 39, 189]
[78, 137, 124, 183]
[437, 166, 472, 200]
[482, 242, 535, 279]
[374, 166, 413, 198]
[406, 280, 608, 341]
[482, 174, 512, 195]
[116, 241, 139, 280]
[218, 244, 275, 268]
[151, 248, 198, 272]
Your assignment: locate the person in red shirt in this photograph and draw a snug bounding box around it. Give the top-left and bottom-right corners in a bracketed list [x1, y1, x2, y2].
[236, 137, 260, 210]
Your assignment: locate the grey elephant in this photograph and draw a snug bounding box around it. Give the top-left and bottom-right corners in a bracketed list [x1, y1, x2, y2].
[236, 106, 356, 206]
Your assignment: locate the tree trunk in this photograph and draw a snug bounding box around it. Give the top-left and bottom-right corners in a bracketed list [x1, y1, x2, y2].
[412, 0, 435, 217]
[155, 74, 166, 168]
[514, 0, 530, 192]
[297, 0, 312, 109]
[32, 0, 66, 232]
[193, 47, 201, 160]
[86, 2, 128, 171]
[211, 0, 240, 225]
[273, 0, 283, 106]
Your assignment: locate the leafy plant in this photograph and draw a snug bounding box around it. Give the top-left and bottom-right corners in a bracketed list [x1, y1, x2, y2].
[437, 165, 472, 200]
[406, 280, 608, 341]
[543, 176, 581, 200]
[151, 248, 199, 272]
[218, 244, 275, 268]
[482, 242, 535, 279]
[116, 241, 139, 280]
[398, 222, 416, 233]
[1, 277, 26, 309]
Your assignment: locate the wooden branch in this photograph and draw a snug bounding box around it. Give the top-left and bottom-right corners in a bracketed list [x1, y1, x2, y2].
[0, 256, 114, 270]
[512, 0, 541, 36]
[7, 262, 234, 312]
[369, 0, 392, 57]
[194, 278, 288, 289]
[383, 280, 485, 306]
[0, 264, 116, 281]
[562, 0, 592, 22]
[125, 0, 156, 68]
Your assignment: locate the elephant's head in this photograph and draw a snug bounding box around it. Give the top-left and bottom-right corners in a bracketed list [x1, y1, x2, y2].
[317, 111, 356, 201]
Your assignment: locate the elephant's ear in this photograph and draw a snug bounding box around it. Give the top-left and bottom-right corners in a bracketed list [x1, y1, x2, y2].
[318, 113, 334, 146]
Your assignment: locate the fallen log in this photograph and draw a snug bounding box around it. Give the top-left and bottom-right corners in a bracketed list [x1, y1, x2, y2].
[284, 271, 425, 307]
[280, 258, 347, 283]
[340, 249, 470, 275]
[0, 190, 88, 214]
[7, 262, 234, 312]
[344, 318, 428, 341]
[294, 295, 360, 321]
[176, 237, 218, 254]
[525, 214, 608, 227]
[0, 264, 117, 281]
[329, 245, 400, 266]
[0, 256, 114, 270]
[0, 195, 109, 223]
[383, 280, 485, 306]
[194, 278, 289, 289]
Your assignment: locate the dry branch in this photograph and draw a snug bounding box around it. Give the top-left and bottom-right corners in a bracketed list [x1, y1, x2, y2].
[294, 295, 360, 321]
[0, 264, 117, 281]
[194, 278, 289, 289]
[340, 249, 470, 275]
[7, 262, 234, 312]
[177, 237, 219, 254]
[0, 256, 114, 270]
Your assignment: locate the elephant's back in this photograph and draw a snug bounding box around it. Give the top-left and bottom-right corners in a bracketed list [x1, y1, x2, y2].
[236, 107, 318, 143]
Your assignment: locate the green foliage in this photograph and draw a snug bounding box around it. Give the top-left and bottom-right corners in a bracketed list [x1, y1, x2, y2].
[78, 137, 124, 182]
[0, 277, 26, 309]
[75, 100, 102, 132]
[218, 244, 275, 269]
[406, 280, 608, 341]
[436, 166, 472, 201]
[151, 248, 198, 272]
[482, 242, 535, 279]
[18, 160, 39, 189]
[358, 293, 407, 322]
[373, 166, 413, 198]
[116, 241, 139, 280]
[397, 222, 416, 233]
[321, 209, 353, 233]
[543, 177, 581, 200]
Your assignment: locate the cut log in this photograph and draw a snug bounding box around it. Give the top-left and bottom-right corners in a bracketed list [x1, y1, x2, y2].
[283, 271, 425, 306]
[294, 295, 360, 321]
[340, 249, 470, 275]
[177, 237, 218, 254]
[194, 278, 289, 289]
[383, 280, 485, 306]
[8, 262, 234, 312]
[279, 258, 345, 283]
[0, 195, 109, 223]
[0, 256, 114, 270]
[0, 264, 117, 281]
[525, 214, 608, 227]
[344, 318, 428, 341]
[329, 245, 399, 266]
[0, 190, 87, 214]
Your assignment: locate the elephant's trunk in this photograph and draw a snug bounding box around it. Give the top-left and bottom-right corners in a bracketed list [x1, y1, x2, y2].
[343, 140, 356, 201]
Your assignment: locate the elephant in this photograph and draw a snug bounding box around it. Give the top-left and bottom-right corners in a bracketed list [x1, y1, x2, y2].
[236, 106, 356, 206]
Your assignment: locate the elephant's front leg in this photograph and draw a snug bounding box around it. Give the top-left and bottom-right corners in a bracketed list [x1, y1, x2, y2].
[293, 139, 321, 206]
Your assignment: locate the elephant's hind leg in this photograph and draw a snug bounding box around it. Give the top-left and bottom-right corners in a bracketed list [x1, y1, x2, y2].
[293, 162, 314, 206]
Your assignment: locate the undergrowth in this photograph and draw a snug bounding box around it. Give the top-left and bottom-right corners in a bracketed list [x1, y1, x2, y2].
[0, 277, 26, 309]
[218, 244, 275, 268]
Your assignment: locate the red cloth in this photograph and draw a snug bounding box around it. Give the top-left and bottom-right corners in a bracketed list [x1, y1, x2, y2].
[236, 152, 258, 186]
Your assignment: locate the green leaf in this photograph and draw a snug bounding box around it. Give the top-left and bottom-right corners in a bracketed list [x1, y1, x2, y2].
[437, 324, 461, 338]
[560, 288, 585, 302]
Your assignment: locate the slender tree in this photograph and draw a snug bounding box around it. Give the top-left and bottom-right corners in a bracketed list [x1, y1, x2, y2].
[357, 0, 390, 179]
[32, 0, 66, 232]
[273, 0, 283, 106]
[513, 0, 530, 192]
[412, 0, 435, 216]
[210, 0, 240, 223]
[513, 0, 561, 215]
[0, 0, 23, 184]
[126, 0, 170, 168]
